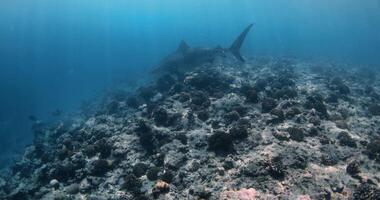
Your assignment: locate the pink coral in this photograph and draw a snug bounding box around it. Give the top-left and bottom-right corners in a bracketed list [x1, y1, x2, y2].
[220, 188, 256, 200]
[297, 195, 311, 200]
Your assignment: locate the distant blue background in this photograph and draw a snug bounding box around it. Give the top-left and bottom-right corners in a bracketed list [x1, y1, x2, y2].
[0, 0, 380, 167]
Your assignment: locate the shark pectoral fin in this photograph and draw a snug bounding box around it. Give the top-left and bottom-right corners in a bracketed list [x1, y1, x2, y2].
[229, 23, 254, 62]
[177, 40, 190, 53]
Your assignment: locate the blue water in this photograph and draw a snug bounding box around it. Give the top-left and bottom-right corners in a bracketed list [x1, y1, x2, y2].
[0, 0, 380, 167]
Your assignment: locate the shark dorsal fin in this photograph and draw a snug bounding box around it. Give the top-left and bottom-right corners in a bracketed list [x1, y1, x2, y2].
[177, 40, 190, 53]
[229, 24, 254, 62]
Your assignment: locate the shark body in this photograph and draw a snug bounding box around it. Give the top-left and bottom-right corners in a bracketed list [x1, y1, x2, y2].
[153, 24, 254, 74]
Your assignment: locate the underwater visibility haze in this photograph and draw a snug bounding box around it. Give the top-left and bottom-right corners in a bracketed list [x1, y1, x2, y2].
[1, 0, 380, 199]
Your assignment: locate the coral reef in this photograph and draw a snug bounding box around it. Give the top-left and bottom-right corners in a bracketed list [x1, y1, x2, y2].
[1, 57, 380, 199]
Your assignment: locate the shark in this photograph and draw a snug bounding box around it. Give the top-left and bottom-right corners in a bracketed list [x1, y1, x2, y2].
[153, 24, 254, 74]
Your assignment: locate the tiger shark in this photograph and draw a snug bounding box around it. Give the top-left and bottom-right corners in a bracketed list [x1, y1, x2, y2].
[153, 24, 254, 74]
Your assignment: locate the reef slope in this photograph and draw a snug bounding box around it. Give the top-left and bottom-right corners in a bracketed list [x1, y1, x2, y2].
[1, 57, 380, 200]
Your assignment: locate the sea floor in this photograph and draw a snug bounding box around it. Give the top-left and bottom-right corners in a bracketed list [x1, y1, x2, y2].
[1, 57, 380, 199]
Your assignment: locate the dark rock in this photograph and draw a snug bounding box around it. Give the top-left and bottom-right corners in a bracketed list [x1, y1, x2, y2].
[173, 133, 187, 146]
[94, 139, 112, 159]
[33, 143, 47, 159]
[135, 195, 150, 200]
[6, 191, 29, 200]
[290, 157, 308, 170]
[321, 153, 339, 166]
[160, 169, 175, 183]
[178, 92, 190, 102]
[268, 157, 286, 179]
[352, 183, 380, 200]
[309, 116, 321, 126]
[190, 185, 212, 199]
[187, 161, 201, 172]
[136, 120, 155, 152]
[224, 111, 240, 124]
[287, 127, 305, 142]
[360, 140, 368, 146]
[236, 118, 251, 128]
[241, 85, 259, 103]
[186, 112, 196, 128]
[229, 123, 249, 140]
[231, 105, 248, 116]
[207, 130, 234, 154]
[84, 145, 97, 158]
[269, 108, 285, 124]
[211, 120, 221, 129]
[331, 183, 345, 193]
[153, 153, 165, 167]
[50, 163, 77, 182]
[153, 131, 172, 150]
[90, 159, 112, 176]
[321, 146, 340, 166]
[254, 78, 268, 92]
[223, 159, 234, 170]
[262, 97, 277, 113]
[11, 162, 34, 178]
[246, 89, 259, 103]
[123, 174, 142, 193]
[319, 135, 333, 145]
[271, 108, 284, 118]
[308, 127, 320, 137]
[305, 94, 328, 118]
[243, 160, 268, 177]
[133, 163, 149, 178]
[278, 148, 308, 170]
[190, 91, 210, 108]
[285, 107, 302, 119]
[346, 161, 361, 176]
[337, 131, 357, 148]
[152, 108, 169, 126]
[57, 145, 72, 161]
[136, 120, 152, 133]
[167, 113, 182, 127]
[147, 167, 160, 181]
[365, 139, 380, 162]
[197, 111, 209, 121]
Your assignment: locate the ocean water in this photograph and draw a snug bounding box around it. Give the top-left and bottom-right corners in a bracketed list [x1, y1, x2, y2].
[0, 0, 379, 168]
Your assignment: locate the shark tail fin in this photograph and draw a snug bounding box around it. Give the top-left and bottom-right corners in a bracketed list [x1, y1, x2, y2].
[229, 24, 254, 62]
